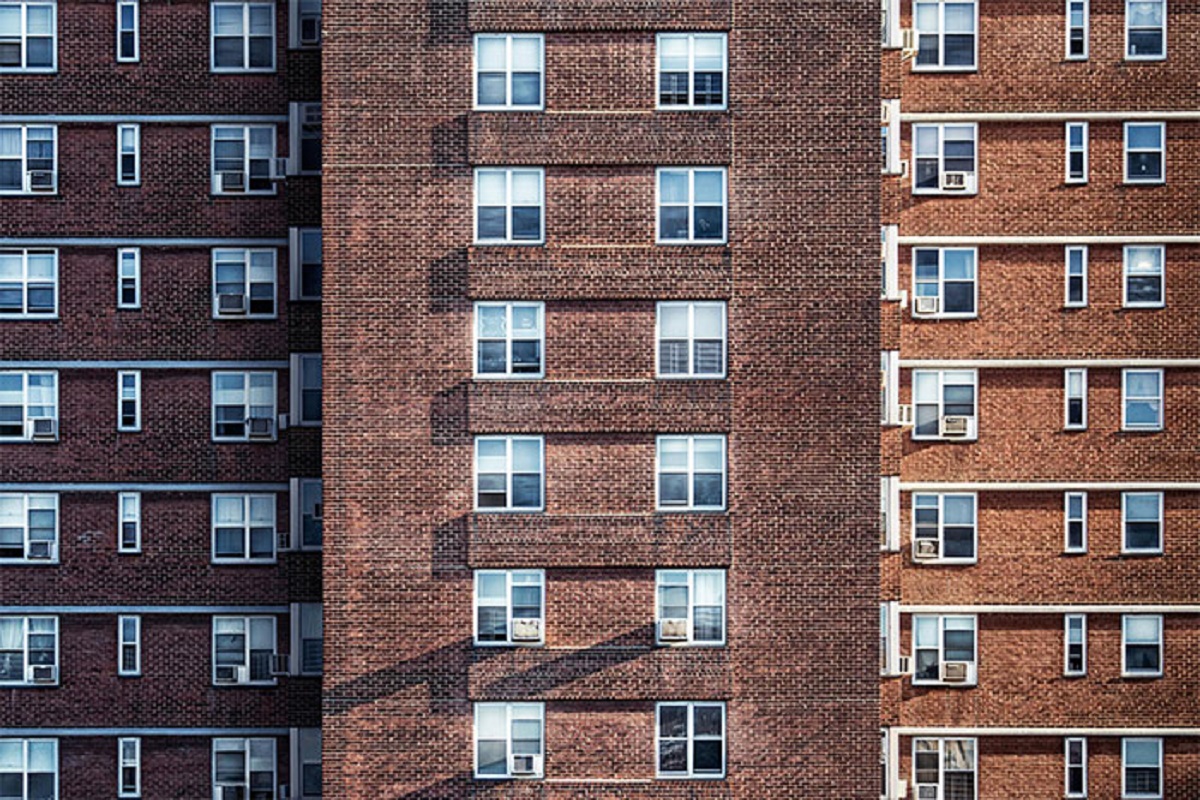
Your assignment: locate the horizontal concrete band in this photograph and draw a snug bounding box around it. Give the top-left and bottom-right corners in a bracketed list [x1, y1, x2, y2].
[0, 239, 289, 247]
[897, 236, 1200, 245]
[893, 727, 1200, 737]
[899, 359, 1200, 369]
[900, 111, 1200, 123]
[0, 728, 291, 737]
[0, 606, 290, 614]
[899, 482, 1200, 491]
[0, 483, 289, 492]
[0, 361, 288, 369]
[0, 116, 288, 124]
[899, 605, 1200, 614]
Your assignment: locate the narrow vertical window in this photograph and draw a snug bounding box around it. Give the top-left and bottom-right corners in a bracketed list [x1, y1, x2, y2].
[289, 101, 322, 174]
[882, 99, 901, 174]
[117, 248, 140, 309]
[1065, 122, 1087, 183]
[1064, 368, 1086, 430]
[1064, 492, 1087, 553]
[1066, 0, 1088, 58]
[116, 0, 139, 62]
[290, 228, 321, 300]
[291, 353, 322, 425]
[1065, 737, 1087, 797]
[289, 0, 321, 47]
[291, 477, 322, 550]
[1065, 246, 1087, 307]
[118, 616, 140, 677]
[118, 492, 141, 553]
[881, 224, 899, 300]
[117, 370, 141, 432]
[1064, 614, 1086, 676]
[880, 476, 900, 551]
[118, 737, 140, 796]
[116, 124, 140, 186]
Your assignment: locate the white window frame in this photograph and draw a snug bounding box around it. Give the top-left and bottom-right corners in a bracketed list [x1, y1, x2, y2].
[0, 370, 57, 442]
[656, 301, 727, 379]
[911, 369, 977, 441]
[656, 167, 728, 244]
[116, 123, 139, 186]
[290, 602, 322, 676]
[212, 738, 277, 798]
[287, 0, 321, 48]
[911, 0, 979, 71]
[473, 301, 545, 379]
[117, 736, 140, 798]
[210, 125, 277, 196]
[1122, 615, 1163, 678]
[911, 493, 977, 564]
[1065, 245, 1087, 307]
[290, 353, 322, 427]
[911, 246, 977, 318]
[290, 727, 322, 800]
[883, 0, 902, 47]
[211, 617, 278, 686]
[655, 33, 728, 111]
[473, 33, 545, 111]
[210, 370, 277, 442]
[1122, 737, 1163, 799]
[912, 614, 977, 686]
[116, 0, 138, 62]
[1064, 614, 1087, 677]
[210, 0, 276, 73]
[473, 569, 545, 647]
[655, 434, 727, 512]
[881, 351, 899, 425]
[0, 739, 58, 800]
[117, 615, 141, 677]
[118, 491, 141, 554]
[289, 477, 322, 551]
[881, 224, 901, 301]
[655, 569, 726, 646]
[913, 738, 978, 800]
[212, 248, 277, 319]
[1122, 368, 1163, 431]
[0, 492, 57, 564]
[1064, 491, 1087, 554]
[881, 476, 900, 552]
[0, 248, 57, 319]
[1066, 0, 1088, 59]
[1122, 491, 1163, 555]
[211, 493, 277, 563]
[1065, 736, 1088, 798]
[1064, 368, 1087, 430]
[473, 167, 544, 245]
[880, 601, 901, 675]
[0, 1, 56, 72]
[1122, 245, 1164, 308]
[655, 702, 726, 779]
[912, 123, 977, 195]
[1124, 0, 1165, 60]
[117, 370, 141, 433]
[0, 615, 58, 686]
[117, 247, 140, 310]
[288, 228, 321, 301]
[1123, 122, 1165, 184]
[882, 99, 902, 175]
[1065, 121, 1087, 183]
[288, 101, 321, 175]
[473, 702, 544, 779]
[474, 435, 544, 512]
[0, 124, 57, 195]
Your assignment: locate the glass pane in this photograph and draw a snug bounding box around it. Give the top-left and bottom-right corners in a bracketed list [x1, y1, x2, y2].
[658, 739, 686, 773]
[511, 73, 540, 106]
[476, 37, 506, 71]
[1126, 494, 1159, 521]
[658, 35, 688, 71]
[511, 172, 541, 205]
[693, 740, 723, 773]
[693, 706, 722, 736]
[659, 171, 688, 204]
[658, 706, 687, 738]
[476, 171, 506, 205]
[511, 36, 540, 70]
[511, 439, 541, 472]
[693, 171, 723, 204]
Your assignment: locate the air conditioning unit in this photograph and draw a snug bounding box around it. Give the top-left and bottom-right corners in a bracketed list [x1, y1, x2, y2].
[247, 417, 275, 439]
[277, 528, 291, 551]
[897, 778, 909, 798]
[913, 295, 939, 315]
[217, 292, 247, 314]
[29, 665, 57, 683]
[271, 157, 289, 180]
[26, 541, 54, 560]
[917, 784, 939, 800]
[941, 660, 970, 683]
[511, 618, 542, 642]
[215, 665, 245, 684]
[913, 539, 940, 560]
[940, 171, 971, 191]
[900, 28, 917, 53]
[217, 171, 245, 193]
[896, 404, 915, 427]
[270, 654, 291, 676]
[881, 101, 892, 125]
[898, 655, 912, 675]
[27, 170, 55, 192]
[29, 417, 57, 440]
[299, 13, 321, 45]
[658, 618, 689, 641]
[510, 754, 542, 776]
[940, 415, 972, 437]
[219, 786, 241, 800]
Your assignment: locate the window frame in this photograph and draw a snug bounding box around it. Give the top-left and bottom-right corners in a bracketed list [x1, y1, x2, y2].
[912, 738, 978, 800]
[1066, 0, 1088, 59]
[117, 247, 141, 310]
[287, 0, 321, 49]
[0, 492, 57, 564]
[1122, 368, 1163, 431]
[473, 301, 545, 380]
[288, 101, 321, 175]
[1122, 737, 1163, 799]
[474, 435, 545, 512]
[881, 224, 901, 300]
[0, 248, 57, 319]
[1122, 615, 1163, 678]
[656, 301, 727, 380]
[912, 614, 978, 687]
[882, 99, 902, 175]
[911, 0, 979, 72]
[117, 737, 140, 798]
[290, 353, 322, 427]
[291, 602, 323, 676]
[655, 434, 727, 512]
[212, 738, 277, 797]
[1122, 245, 1164, 308]
[210, 370, 278, 442]
[0, 0, 57, 73]
[1064, 368, 1087, 430]
[911, 492, 977, 564]
[116, 0, 138, 62]
[1065, 736, 1088, 798]
[211, 493, 277, 564]
[473, 702, 545, 780]
[1064, 491, 1087, 554]
[1123, 122, 1165, 184]
[210, 124, 278, 196]
[1122, 491, 1163, 555]
[655, 701, 726, 779]
[118, 491, 141, 554]
[290, 477, 322, 551]
[289, 227, 321, 301]
[880, 476, 901, 552]
[116, 123, 140, 186]
[911, 369, 978, 441]
[0, 124, 57, 195]
[473, 167, 544, 245]
[655, 569, 726, 646]
[473, 569, 545, 647]
[0, 369, 57, 442]
[117, 615, 141, 677]
[209, 0, 276, 73]
[117, 370, 141, 433]
[212, 248, 277, 319]
[1124, 0, 1165, 60]
[655, 32, 728, 111]
[911, 246, 977, 318]
[292, 727, 322, 800]
[0, 739, 58, 800]
[911, 122, 978, 195]
[211, 616, 278, 686]
[1065, 245, 1087, 307]
[1064, 614, 1087, 677]
[0, 615, 58, 686]
[473, 33, 545, 111]
[881, 351, 899, 425]
[1065, 121, 1088, 183]
[656, 167, 728, 244]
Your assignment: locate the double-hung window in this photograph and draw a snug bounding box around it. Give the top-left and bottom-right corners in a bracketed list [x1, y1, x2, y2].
[656, 570, 725, 645]
[289, 102, 321, 174]
[912, 493, 976, 563]
[881, 477, 900, 551]
[1123, 369, 1162, 430]
[657, 33, 727, 110]
[118, 492, 141, 553]
[291, 478, 322, 550]
[657, 435, 726, 511]
[1064, 614, 1086, 676]
[912, 369, 976, 440]
[656, 702, 725, 779]
[1064, 368, 1086, 430]
[291, 354, 322, 425]
[212, 494, 276, 563]
[1064, 492, 1087, 553]
[913, 738, 976, 800]
[913, 124, 977, 194]
[116, 124, 139, 186]
[118, 615, 140, 676]
[913, 615, 976, 686]
[474, 570, 544, 646]
[912, 247, 976, 317]
[213, 738, 276, 797]
[474, 168, 544, 244]
[1066, 0, 1088, 58]
[117, 371, 140, 432]
[1122, 615, 1162, 677]
[1065, 246, 1087, 307]
[294, 729, 322, 800]
[657, 302, 726, 378]
[1065, 737, 1087, 797]
[1123, 246, 1164, 307]
[0, 616, 57, 685]
[117, 737, 140, 798]
[211, 125, 276, 195]
[882, 100, 901, 174]
[474, 703, 544, 779]
[1123, 738, 1162, 798]
[0, 249, 56, 317]
[0, 1, 54, 71]
[0, 740, 57, 799]
[0, 125, 55, 194]
[657, 167, 727, 243]
[1124, 123, 1164, 184]
[0, 493, 56, 563]
[289, 228, 322, 300]
[1065, 122, 1087, 183]
[474, 302, 544, 378]
[475, 436, 543, 511]
[913, 0, 977, 70]
[211, 371, 277, 441]
[117, 248, 140, 309]
[116, 0, 138, 62]
[1123, 492, 1162, 554]
[214, 248, 276, 317]
[1125, 0, 1165, 59]
[292, 602, 322, 675]
[288, 0, 321, 48]
[881, 352, 899, 425]
[212, 617, 277, 684]
[474, 34, 543, 110]
[0, 370, 56, 441]
[211, 1, 274, 71]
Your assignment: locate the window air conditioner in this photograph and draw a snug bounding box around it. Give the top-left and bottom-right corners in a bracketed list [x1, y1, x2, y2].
[29, 665, 57, 683]
[277, 528, 291, 551]
[900, 28, 917, 53]
[658, 618, 689, 642]
[510, 754, 541, 776]
[940, 171, 970, 191]
[881, 101, 892, 125]
[247, 417, 275, 439]
[898, 655, 912, 675]
[896, 404, 915, 427]
[913, 539, 940, 560]
[217, 293, 247, 314]
[299, 13, 321, 45]
[917, 784, 939, 800]
[219, 786, 242, 800]
[913, 296, 939, 315]
[27, 170, 55, 192]
[218, 171, 246, 193]
[940, 415, 971, 437]
[270, 654, 291, 676]
[510, 618, 542, 642]
[941, 661, 970, 683]
[215, 665, 243, 684]
[26, 541, 53, 560]
[29, 417, 57, 440]
[271, 157, 289, 180]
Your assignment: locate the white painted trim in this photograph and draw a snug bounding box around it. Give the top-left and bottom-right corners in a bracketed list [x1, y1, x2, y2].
[0, 116, 287, 124]
[893, 727, 1200, 737]
[0, 483, 288, 492]
[0, 238, 288, 247]
[0, 728, 290, 737]
[901, 482, 1200, 492]
[900, 358, 1200, 369]
[900, 110, 1197, 122]
[0, 361, 288, 369]
[0, 606, 289, 614]
[900, 605, 1200, 614]
[898, 235, 1200, 245]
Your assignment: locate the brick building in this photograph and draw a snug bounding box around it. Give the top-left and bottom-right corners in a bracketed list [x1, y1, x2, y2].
[0, 0, 323, 797]
[880, 0, 1200, 797]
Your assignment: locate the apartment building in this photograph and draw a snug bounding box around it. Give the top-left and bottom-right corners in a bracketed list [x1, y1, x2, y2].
[321, 0, 879, 794]
[0, 1, 323, 797]
[881, 0, 1200, 797]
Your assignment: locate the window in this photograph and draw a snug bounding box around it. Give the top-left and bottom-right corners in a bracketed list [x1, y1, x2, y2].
[1123, 245, 1164, 307]
[1065, 737, 1087, 797]
[656, 702, 725, 779]
[1066, 0, 1088, 58]
[290, 228, 321, 300]
[116, 124, 139, 186]
[118, 492, 140, 553]
[1064, 368, 1086, 430]
[1065, 246, 1087, 307]
[117, 737, 139, 797]
[880, 477, 900, 551]
[293, 602, 322, 675]
[212, 494, 276, 563]
[0, 493, 56, 563]
[475, 436, 543, 511]
[1064, 614, 1086, 676]
[882, 99, 901, 174]
[0, 371, 57, 441]
[912, 370, 976, 440]
[913, 0, 977, 70]
[289, 102, 321, 174]
[295, 729, 321, 800]
[657, 33, 727, 110]
[1125, 0, 1164, 59]
[117, 248, 140, 309]
[211, 371, 277, 441]
[211, 125, 277, 195]
[880, 603, 895, 674]
[912, 247, 976, 317]
[213, 738, 276, 798]
[1065, 492, 1087, 553]
[881, 224, 900, 300]
[912, 493, 976, 563]
[0, 125, 55, 194]
[474, 702, 544, 779]
[0, 1, 55, 71]
[1123, 492, 1162, 554]
[657, 435, 726, 511]
[211, 1, 274, 71]
[913, 124, 977, 194]
[1123, 369, 1162, 430]
[116, 0, 138, 61]
[1065, 122, 1087, 182]
[288, 0, 321, 47]
[474, 302, 544, 378]
[291, 478, 322, 550]
[213, 248, 276, 317]
[474, 570, 544, 646]
[882, 0, 901, 46]
[212, 617, 277, 684]
[881, 351, 899, 425]
[657, 302, 726, 378]
[0, 616, 57, 685]
[657, 167, 727, 243]
[0, 249, 56, 317]
[118, 615, 140, 677]
[656, 570, 725, 645]
[1123, 738, 1162, 798]
[117, 371, 140, 432]
[914, 738, 976, 800]
[474, 34, 543, 110]
[0, 739, 57, 800]
[474, 168, 543, 244]
[1124, 123, 1164, 183]
[291, 354, 322, 425]
[1123, 615, 1162, 677]
[913, 615, 976, 685]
